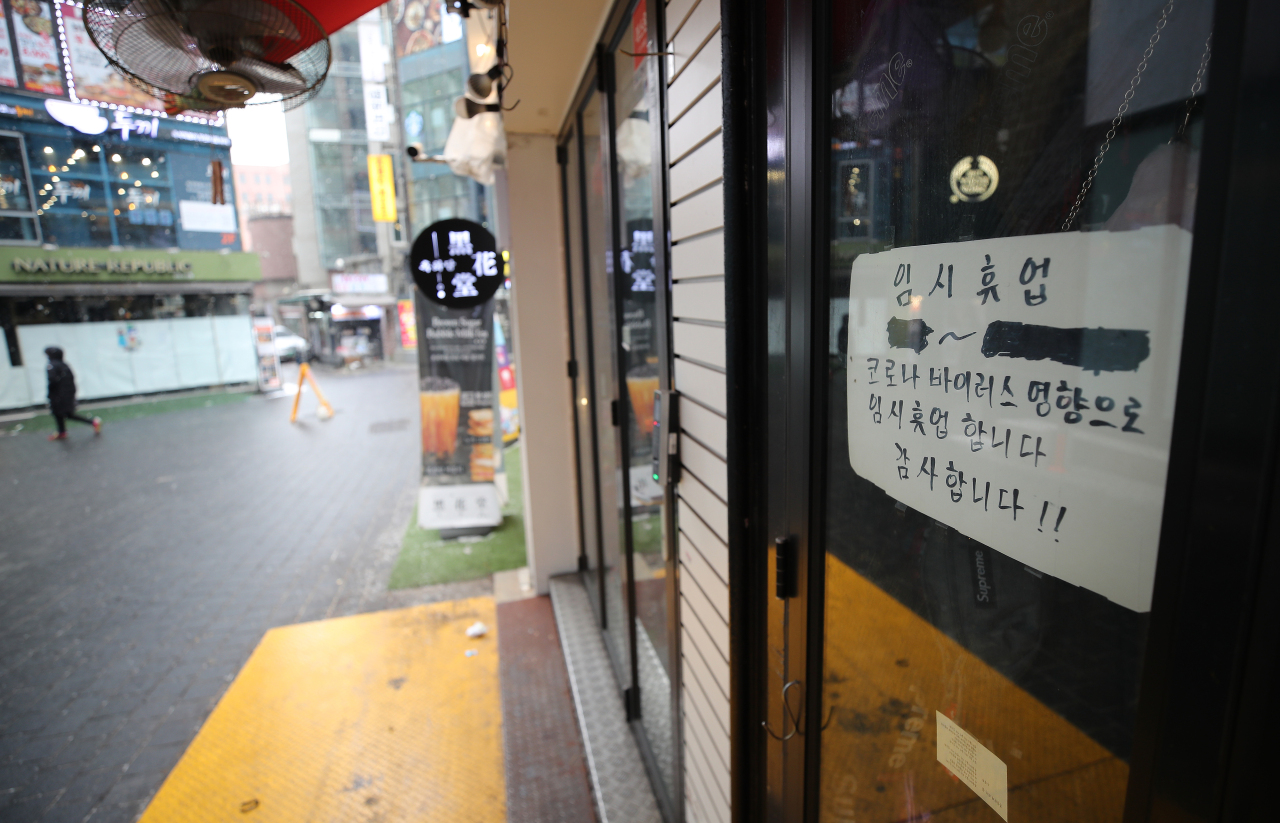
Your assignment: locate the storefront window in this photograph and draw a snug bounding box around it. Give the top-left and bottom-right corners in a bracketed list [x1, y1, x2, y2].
[306, 83, 368, 132]
[4, 293, 250, 326]
[407, 169, 475, 238]
[0, 129, 40, 242]
[3, 118, 237, 251]
[817, 1, 1213, 821]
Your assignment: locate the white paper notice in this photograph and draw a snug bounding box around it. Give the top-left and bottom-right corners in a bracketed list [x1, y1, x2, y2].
[178, 201, 237, 233]
[936, 712, 1008, 820]
[846, 226, 1191, 612]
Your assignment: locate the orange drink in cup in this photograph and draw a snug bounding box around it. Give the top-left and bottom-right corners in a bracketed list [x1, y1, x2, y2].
[626, 364, 659, 442]
[420, 377, 461, 458]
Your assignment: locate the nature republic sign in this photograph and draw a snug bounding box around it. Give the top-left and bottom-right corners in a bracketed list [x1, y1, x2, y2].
[0, 246, 262, 282]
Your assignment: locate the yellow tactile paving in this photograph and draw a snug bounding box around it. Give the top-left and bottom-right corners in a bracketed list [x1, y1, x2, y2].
[140, 598, 505, 823]
[819, 557, 1125, 823]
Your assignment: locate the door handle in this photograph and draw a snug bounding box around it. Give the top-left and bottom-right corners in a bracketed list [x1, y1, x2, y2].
[762, 679, 836, 740]
[762, 679, 804, 741]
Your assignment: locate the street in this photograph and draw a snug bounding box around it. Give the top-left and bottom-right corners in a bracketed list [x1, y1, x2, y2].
[0, 364, 437, 822]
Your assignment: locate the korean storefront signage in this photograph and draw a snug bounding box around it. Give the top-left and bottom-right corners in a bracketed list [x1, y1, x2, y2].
[0, 245, 262, 282]
[332, 272, 389, 294]
[409, 219, 502, 309]
[358, 12, 392, 142]
[40, 98, 229, 146]
[367, 153, 396, 223]
[845, 225, 1191, 612]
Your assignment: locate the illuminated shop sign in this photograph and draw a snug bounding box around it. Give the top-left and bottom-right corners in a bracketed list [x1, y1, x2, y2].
[44, 97, 103, 132]
[41, 98, 228, 146]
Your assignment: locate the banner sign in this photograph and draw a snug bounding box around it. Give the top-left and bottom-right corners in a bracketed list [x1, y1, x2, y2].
[415, 292, 498, 500]
[333, 272, 389, 294]
[409, 218, 502, 309]
[398, 298, 417, 348]
[367, 154, 396, 223]
[0, 14, 18, 88]
[59, 3, 162, 109]
[845, 225, 1191, 612]
[415, 294, 500, 529]
[12, 0, 62, 96]
[252, 316, 281, 392]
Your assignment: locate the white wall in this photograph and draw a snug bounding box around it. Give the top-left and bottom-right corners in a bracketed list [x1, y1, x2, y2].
[665, 0, 731, 820]
[0, 360, 32, 409]
[6, 316, 256, 410]
[504, 132, 581, 594]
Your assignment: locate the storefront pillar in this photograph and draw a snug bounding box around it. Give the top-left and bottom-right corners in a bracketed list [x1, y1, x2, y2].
[503, 132, 581, 594]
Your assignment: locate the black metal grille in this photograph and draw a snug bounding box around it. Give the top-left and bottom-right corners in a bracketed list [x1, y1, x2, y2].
[83, 0, 331, 112]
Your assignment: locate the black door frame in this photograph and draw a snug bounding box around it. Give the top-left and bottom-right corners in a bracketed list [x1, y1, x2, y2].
[724, 0, 1280, 821]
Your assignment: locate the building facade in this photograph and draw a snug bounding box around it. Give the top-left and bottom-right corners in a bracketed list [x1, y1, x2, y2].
[0, 0, 259, 412]
[233, 164, 291, 251]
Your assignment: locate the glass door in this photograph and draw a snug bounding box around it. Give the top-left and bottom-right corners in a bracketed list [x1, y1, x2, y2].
[560, 4, 678, 813]
[579, 80, 635, 684]
[564, 118, 605, 616]
[611, 0, 678, 807]
[813, 1, 1214, 821]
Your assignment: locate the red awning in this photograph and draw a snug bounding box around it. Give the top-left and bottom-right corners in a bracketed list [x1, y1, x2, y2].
[293, 0, 387, 40]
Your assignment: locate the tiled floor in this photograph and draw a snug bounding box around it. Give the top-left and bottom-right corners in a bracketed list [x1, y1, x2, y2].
[497, 596, 598, 823]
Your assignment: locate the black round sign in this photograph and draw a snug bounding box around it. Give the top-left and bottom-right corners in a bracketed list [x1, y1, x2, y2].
[409, 218, 503, 309]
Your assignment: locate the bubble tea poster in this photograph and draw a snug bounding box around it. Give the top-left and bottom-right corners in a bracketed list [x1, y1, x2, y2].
[415, 298, 497, 483]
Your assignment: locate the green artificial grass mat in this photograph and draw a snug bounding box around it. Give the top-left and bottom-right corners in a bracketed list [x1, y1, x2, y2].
[1, 391, 252, 434]
[388, 444, 529, 589]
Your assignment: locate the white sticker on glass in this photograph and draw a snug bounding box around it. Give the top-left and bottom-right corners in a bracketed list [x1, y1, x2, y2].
[936, 712, 1008, 820]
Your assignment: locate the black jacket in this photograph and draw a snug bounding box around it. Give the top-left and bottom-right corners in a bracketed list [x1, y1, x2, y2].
[46, 361, 76, 415]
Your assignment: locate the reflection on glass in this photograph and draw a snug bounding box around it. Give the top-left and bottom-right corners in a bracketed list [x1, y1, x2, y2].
[613, 6, 676, 805]
[819, 1, 1213, 821]
[566, 124, 605, 617]
[581, 87, 631, 691]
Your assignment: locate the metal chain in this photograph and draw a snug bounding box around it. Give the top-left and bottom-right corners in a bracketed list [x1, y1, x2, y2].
[1061, 1, 1175, 232]
[1175, 32, 1212, 140]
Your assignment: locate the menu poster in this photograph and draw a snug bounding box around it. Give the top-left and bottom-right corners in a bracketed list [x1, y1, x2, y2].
[415, 296, 497, 485]
[59, 3, 162, 109]
[0, 13, 18, 88]
[11, 0, 63, 95]
[392, 0, 442, 59]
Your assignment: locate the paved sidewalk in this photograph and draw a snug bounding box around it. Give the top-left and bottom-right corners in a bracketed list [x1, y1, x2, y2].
[0, 365, 427, 822]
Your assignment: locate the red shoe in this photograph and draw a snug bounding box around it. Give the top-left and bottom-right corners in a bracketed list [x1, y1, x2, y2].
[92, 417, 102, 435]
[47, 432, 68, 441]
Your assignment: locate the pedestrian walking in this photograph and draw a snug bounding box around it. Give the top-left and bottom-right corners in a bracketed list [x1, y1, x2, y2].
[44, 346, 100, 441]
